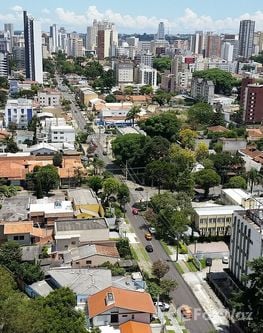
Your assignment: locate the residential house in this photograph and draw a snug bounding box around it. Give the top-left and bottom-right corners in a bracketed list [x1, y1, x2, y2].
[26, 280, 54, 298]
[218, 138, 247, 153]
[77, 87, 98, 107]
[29, 198, 74, 227]
[120, 321, 152, 333]
[14, 130, 34, 145]
[36, 89, 61, 107]
[88, 286, 155, 327]
[25, 142, 58, 155]
[67, 188, 104, 219]
[239, 147, 263, 172]
[54, 218, 109, 251]
[193, 205, 244, 236]
[0, 154, 85, 186]
[246, 128, 263, 142]
[0, 221, 53, 245]
[62, 244, 120, 268]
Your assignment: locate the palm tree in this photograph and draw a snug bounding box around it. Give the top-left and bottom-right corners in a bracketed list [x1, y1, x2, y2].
[247, 168, 262, 193]
[92, 158, 105, 175]
[125, 105, 141, 127]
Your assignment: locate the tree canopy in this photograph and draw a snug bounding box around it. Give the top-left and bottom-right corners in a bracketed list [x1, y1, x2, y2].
[139, 112, 180, 142]
[27, 165, 60, 195]
[188, 102, 214, 127]
[153, 57, 172, 72]
[194, 168, 221, 197]
[193, 68, 239, 95]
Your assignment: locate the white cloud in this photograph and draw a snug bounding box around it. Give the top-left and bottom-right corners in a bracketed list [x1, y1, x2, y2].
[55, 8, 88, 26]
[10, 5, 23, 12]
[42, 8, 50, 15]
[53, 5, 263, 33]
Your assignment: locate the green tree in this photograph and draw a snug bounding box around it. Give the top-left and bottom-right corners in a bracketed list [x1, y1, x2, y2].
[0, 77, 9, 89]
[195, 142, 209, 161]
[140, 85, 153, 95]
[152, 260, 170, 281]
[247, 168, 262, 193]
[176, 170, 195, 198]
[87, 176, 103, 194]
[0, 241, 22, 271]
[105, 94, 117, 103]
[0, 90, 8, 107]
[169, 144, 196, 173]
[15, 262, 44, 285]
[194, 168, 221, 197]
[226, 176, 247, 190]
[103, 177, 120, 202]
[146, 160, 176, 193]
[92, 158, 105, 175]
[52, 152, 63, 167]
[193, 68, 239, 95]
[4, 137, 19, 153]
[231, 257, 263, 333]
[27, 165, 60, 195]
[126, 105, 141, 127]
[112, 133, 148, 166]
[142, 136, 171, 165]
[188, 102, 214, 127]
[35, 177, 44, 199]
[117, 183, 130, 204]
[179, 128, 197, 149]
[139, 112, 180, 141]
[153, 90, 172, 106]
[123, 85, 133, 95]
[153, 57, 172, 72]
[75, 131, 88, 144]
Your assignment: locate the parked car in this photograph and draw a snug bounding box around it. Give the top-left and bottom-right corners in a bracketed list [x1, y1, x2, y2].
[135, 186, 144, 191]
[181, 305, 193, 318]
[154, 302, 170, 312]
[148, 227, 156, 234]
[222, 256, 229, 264]
[145, 233, 152, 241]
[132, 207, 139, 215]
[145, 244, 153, 252]
[132, 202, 148, 211]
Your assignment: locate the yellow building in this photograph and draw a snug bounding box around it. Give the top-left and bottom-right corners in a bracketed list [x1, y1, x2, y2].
[78, 87, 98, 106]
[67, 188, 104, 219]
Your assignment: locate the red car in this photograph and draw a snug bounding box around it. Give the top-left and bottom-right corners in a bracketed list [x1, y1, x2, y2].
[132, 207, 139, 215]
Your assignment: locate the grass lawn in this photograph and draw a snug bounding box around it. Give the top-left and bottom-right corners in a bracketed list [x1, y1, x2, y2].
[160, 240, 173, 255]
[174, 262, 185, 275]
[185, 260, 198, 272]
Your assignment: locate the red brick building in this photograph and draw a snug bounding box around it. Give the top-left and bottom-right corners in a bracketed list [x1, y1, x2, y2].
[243, 84, 263, 124]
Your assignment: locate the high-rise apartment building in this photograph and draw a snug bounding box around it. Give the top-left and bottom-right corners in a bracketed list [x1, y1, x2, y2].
[4, 23, 14, 49]
[156, 22, 165, 40]
[221, 42, 234, 62]
[238, 20, 255, 60]
[191, 77, 215, 104]
[86, 20, 98, 51]
[67, 33, 84, 58]
[50, 24, 58, 53]
[243, 83, 263, 124]
[96, 21, 118, 60]
[23, 11, 43, 83]
[190, 31, 205, 55]
[0, 52, 8, 77]
[206, 34, 221, 58]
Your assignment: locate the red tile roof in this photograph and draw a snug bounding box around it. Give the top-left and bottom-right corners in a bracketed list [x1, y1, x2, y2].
[120, 321, 152, 333]
[88, 287, 155, 318]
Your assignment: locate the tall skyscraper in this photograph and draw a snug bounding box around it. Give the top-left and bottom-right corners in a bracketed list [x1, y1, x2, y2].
[4, 23, 14, 49]
[238, 20, 255, 60]
[23, 10, 43, 83]
[50, 24, 58, 53]
[96, 21, 118, 60]
[206, 34, 221, 58]
[156, 22, 165, 40]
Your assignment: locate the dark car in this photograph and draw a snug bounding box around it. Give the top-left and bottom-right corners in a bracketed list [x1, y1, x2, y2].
[135, 187, 144, 191]
[145, 244, 153, 252]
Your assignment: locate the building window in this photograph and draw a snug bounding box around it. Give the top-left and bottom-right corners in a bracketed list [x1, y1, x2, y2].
[14, 236, 19, 240]
[71, 241, 76, 245]
[75, 261, 79, 265]
[86, 260, 92, 265]
[19, 235, 24, 240]
[131, 315, 135, 320]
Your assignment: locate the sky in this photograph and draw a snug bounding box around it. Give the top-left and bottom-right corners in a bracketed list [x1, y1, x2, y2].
[1, 0, 263, 34]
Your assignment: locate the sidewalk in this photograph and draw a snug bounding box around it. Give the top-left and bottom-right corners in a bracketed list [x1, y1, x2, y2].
[165, 244, 229, 332]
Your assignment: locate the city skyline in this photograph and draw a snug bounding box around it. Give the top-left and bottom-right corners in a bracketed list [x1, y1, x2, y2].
[1, 0, 263, 33]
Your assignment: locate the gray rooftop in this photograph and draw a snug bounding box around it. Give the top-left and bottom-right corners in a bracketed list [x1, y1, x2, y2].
[22, 245, 41, 262]
[45, 268, 112, 295]
[29, 280, 54, 297]
[55, 218, 108, 232]
[67, 188, 99, 205]
[63, 244, 97, 263]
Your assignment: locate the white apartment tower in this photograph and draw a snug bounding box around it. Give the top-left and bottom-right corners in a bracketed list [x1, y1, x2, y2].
[23, 11, 43, 83]
[230, 210, 263, 284]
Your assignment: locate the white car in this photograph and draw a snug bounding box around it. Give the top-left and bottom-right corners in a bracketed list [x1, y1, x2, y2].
[154, 302, 170, 311]
[148, 227, 156, 234]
